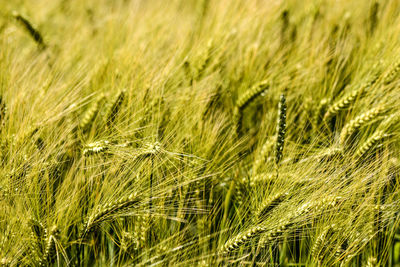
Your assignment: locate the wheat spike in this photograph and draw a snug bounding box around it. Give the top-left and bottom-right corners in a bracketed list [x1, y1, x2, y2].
[340, 106, 386, 145]
[313, 98, 329, 127]
[233, 80, 269, 134]
[368, 2, 379, 36]
[83, 140, 111, 156]
[182, 57, 193, 85]
[355, 130, 388, 160]
[383, 60, 400, 85]
[378, 113, 400, 130]
[253, 137, 274, 173]
[120, 231, 140, 252]
[260, 197, 343, 248]
[28, 218, 45, 261]
[257, 192, 288, 220]
[38, 226, 59, 266]
[311, 226, 336, 263]
[80, 95, 104, 132]
[312, 146, 343, 163]
[234, 177, 248, 207]
[366, 256, 378, 267]
[275, 94, 286, 165]
[135, 215, 149, 249]
[324, 76, 377, 121]
[105, 90, 126, 127]
[0, 96, 6, 130]
[12, 12, 46, 49]
[81, 192, 140, 238]
[196, 39, 213, 80]
[223, 200, 316, 254]
[259, 202, 315, 247]
[221, 225, 267, 253]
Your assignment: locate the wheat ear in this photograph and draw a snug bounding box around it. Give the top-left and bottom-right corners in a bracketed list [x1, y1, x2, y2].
[355, 130, 388, 160]
[383, 60, 400, 85]
[253, 137, 274, 173]
[28, 218, 45, 262]
[311, 225, 336, 263]
[313, 98, 329, 127]
[80, 95, 104, 132]
[340, 105, 386, 145]
[81, 192, 140, 238]
[0, 96, 6, 130]
[257, 192, 288, 220]
[196, 39, 213, 80]
[12, 12, 46, 49]
[83, 140, 111, 156]
[221, 225, 267, 253]
[38, 226, 59, 266]
[368, 2, 379, 36]
[105, 90, 126, 127]
[324, 76, 377, 121]
[260, 197, 343, 248]
[275, 94, 287, 166]
[233, 80, 269, 134]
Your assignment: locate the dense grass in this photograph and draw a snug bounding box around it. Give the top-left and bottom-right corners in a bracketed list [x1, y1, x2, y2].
[1, 0, 400, 266]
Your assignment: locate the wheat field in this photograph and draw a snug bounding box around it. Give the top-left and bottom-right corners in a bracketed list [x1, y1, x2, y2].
[1, 0, 400, 266]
